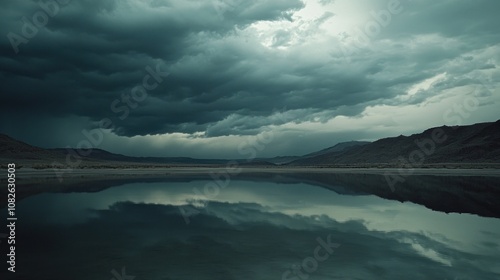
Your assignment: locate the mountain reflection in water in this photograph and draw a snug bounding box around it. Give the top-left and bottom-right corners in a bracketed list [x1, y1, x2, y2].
[1, 173, 500, 279]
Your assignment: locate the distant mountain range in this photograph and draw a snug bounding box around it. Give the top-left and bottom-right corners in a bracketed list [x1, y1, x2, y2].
[299, 140, 370, 159]
[1, 120, 499, 168]
[256, 141, 370, 165]
[289, 120, 500, 166]
[0, 134, 228, 167]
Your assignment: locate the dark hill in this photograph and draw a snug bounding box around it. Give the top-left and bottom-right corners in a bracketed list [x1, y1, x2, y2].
[0, 134, 65, 162]
[290, 120, 500, 166]
[0, 134, 273, 167]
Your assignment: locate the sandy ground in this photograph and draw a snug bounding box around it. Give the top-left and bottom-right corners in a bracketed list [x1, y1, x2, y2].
[11, 166, 500, 179]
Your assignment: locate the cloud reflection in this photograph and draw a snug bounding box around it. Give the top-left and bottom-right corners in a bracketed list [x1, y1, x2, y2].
[6, 183, 500, 280]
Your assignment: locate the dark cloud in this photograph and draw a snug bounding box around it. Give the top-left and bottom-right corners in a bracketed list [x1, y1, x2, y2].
[0, 0, 499, 157]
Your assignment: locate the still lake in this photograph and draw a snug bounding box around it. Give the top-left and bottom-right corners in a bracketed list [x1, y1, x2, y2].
[1, 174, 500, 279]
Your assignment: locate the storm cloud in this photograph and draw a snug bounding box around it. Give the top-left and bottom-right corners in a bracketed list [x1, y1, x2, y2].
[0, 0, 499, 158]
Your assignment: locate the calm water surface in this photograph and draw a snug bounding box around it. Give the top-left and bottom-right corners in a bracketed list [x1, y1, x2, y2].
[2, 178, 500, 279]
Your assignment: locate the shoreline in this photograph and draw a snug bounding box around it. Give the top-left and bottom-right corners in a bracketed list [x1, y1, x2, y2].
[2, 167, 499, 219]
[7, 166, 500, 179]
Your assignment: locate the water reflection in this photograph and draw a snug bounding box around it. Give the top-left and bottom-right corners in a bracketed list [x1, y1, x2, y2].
[2, 178, 500, 279]
[5, 171, 500, 218]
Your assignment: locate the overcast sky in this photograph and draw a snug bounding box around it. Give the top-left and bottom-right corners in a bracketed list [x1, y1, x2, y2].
[1, 0, 499, 158]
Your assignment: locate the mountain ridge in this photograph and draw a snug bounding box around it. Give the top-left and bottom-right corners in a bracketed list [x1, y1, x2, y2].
[289, 120, 500, 166]
[1, 120, 499, 168]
